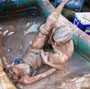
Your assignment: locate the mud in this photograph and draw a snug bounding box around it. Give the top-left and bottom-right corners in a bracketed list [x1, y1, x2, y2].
[0, 14, 90, 89]
[59, 73, 90, 89]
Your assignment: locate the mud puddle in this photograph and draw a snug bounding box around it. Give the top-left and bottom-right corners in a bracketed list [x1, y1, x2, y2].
[0, 14, 90, 89]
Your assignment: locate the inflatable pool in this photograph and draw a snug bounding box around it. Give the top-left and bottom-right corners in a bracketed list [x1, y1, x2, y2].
[0, 0, 90, 89]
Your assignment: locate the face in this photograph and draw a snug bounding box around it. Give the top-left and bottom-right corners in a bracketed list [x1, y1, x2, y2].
[6, 66, 23, 83]
[6, 63, 34, 83]
[14, 63, 34, 75]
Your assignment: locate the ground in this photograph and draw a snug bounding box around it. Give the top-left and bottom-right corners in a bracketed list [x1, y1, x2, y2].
[0, 14, 90, 89]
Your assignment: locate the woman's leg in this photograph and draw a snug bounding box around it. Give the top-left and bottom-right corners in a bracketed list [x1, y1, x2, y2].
[30, 24, 52, 50]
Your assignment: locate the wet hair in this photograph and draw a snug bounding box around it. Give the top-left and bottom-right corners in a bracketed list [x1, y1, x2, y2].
[53, 26, 73, 44]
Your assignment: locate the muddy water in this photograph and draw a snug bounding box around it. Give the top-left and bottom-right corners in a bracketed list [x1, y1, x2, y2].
[0, 14, 90, 89]
[0, 14, 44, 63]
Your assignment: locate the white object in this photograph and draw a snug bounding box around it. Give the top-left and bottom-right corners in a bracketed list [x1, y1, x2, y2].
[8, 49, 11, 53]
[25, 22, 30, 27]
[24, 24, 40, 35]
[29, 41, 32, 45]
[0, 27, 2, 30]
[75, 12, 90, 25]
[20, 45, 23, 49]
[3, 30, 9, 36]
[7, 32, 15, 36]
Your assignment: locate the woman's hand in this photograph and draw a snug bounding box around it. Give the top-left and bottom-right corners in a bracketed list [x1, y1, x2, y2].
[41, 50, 67, 70]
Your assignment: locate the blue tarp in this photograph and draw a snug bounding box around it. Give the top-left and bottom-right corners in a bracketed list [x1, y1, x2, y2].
[0, 0, 34, 17]
[54, 0, 85, 12]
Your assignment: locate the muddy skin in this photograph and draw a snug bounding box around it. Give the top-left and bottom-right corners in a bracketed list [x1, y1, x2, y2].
[0, 1, 89, 89]
[5, 0, 74, 86]
[45, 40, 74, 69]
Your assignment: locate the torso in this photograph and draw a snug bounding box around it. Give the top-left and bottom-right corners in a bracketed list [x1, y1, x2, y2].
[22, 49, 43, 70]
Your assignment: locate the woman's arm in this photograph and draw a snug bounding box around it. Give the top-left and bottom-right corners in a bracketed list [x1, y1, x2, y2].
[44, 60, 67, 70]
[18, 68, 56, 85]
[41, 50, 67, 70]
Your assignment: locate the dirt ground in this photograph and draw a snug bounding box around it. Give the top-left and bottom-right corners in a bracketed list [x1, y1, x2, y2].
[0, 14, 90, 89]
